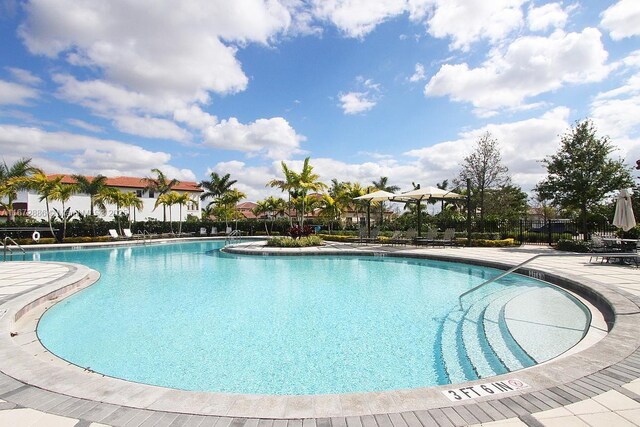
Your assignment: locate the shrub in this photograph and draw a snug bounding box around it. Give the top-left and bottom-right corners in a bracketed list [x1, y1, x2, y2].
[289, 225, 314, 239]
[555, 239, 591, 253]
[266, 235, 323, 247]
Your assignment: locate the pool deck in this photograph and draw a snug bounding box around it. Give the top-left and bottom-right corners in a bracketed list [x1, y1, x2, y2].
[2, 240, 640, 426]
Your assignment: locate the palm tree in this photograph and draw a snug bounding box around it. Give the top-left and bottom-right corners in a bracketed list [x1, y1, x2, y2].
[346, 182, 366, 227]
[218, 188, 246, 229]
[267, 162, 299, 227]
[50, 182, 78, 240]
[144, 168, 179, 222]
[253, 199, 271, 234]
[119, 191, 143, 229]
[28, 171, 61, 239]
[318, 194, 339, 233]
[199, 172, 237, 204]
[154, 191, 178, 233]
[0, 158, 39, 222]
[102, 188, 125, 234]
[293, 157, 327, 226]
[72, 174, 109, 216]
[173, 192, 193, 235]
[372, 176, 400, 227]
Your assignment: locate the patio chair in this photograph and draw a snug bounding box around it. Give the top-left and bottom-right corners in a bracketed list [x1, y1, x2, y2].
[397, 228, 417, 245]
[383, 230, 403, 245]
[108, 229, 123, 240]
[199, 227, 207, 236]
[124, 228, 145, 240]
[415, 228, 437, 246]
[361, 227, 380, 244]
[211, 227, 218, 235]
[431, 228, 456, 247]
[589, 235, 608, 263]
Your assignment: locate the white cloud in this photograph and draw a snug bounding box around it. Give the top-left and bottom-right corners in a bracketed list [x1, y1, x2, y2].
[425, 0, 526, 51]
[0, 80, 38, 105]
[409, 63, 426, 82]
[527, 2, 568, 32]
[311, 0, 407, 38]
[113, 115, 191, 142]
[601, 0, 640, 40]
[425, 28, 610, 115]
[338, 92, 377, 114]
[203, 117, 305, 159]
[0, 124, 195, 180]
[17, 0, 295, 145]
[174, 106, 218, 130]
[67, 119, 104, 133]
[405, 107, 572, 190]
[7, 67, 42, 86]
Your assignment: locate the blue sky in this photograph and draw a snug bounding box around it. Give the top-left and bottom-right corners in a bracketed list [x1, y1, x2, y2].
[0, 0, 639, 202]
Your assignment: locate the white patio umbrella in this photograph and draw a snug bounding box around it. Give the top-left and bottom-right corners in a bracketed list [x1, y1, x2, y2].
[395, 186, 464, 236]
[354, 190, 398, 237]
[613, 188, 636, 232]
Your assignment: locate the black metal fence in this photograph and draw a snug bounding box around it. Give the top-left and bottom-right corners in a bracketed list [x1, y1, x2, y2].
[423, 218, 618, 245]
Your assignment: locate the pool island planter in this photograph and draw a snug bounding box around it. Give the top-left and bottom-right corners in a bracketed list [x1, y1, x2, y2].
[0, 244, 638, 420]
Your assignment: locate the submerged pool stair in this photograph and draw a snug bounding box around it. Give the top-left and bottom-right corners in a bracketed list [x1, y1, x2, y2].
[436, 285, 537, 384]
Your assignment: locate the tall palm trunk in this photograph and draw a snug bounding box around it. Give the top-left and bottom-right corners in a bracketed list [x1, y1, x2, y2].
[178, 204, 183, 235]
[45, 198, 54, 239]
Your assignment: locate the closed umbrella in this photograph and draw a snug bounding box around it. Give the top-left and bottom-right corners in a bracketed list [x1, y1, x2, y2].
[613, 188, 636, 232]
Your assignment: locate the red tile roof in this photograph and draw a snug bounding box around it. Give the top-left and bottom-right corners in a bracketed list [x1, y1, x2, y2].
[46, 174, 203, 192]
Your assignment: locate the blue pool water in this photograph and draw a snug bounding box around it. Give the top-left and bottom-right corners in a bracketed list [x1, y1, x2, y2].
[35, 241, 590, 395]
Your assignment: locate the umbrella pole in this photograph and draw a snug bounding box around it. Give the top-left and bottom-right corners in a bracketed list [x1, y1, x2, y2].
[417, 200, 421, 237]
[367, 201, 371, 238]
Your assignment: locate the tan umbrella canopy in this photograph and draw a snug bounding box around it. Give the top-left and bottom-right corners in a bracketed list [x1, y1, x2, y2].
[613, 188, 636, 232]
[354, 190, 399, 237]
[395, 186, 464, 236]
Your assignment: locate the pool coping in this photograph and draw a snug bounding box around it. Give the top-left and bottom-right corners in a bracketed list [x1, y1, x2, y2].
[0, 242, 640, 422]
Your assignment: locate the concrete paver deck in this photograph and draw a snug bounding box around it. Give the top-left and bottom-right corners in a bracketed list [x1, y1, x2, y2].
[1, 240, 640, 426]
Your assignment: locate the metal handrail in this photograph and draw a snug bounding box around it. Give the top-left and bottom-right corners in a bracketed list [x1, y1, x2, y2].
[2, 236, 26, 261]
[225, 229, 242, 245]
[458, 252, 640, 306]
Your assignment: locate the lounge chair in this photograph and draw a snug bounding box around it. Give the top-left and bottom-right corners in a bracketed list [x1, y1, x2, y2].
[108, 229, 123, 240]
[123, 228, 145, 240]
[211, 227, 218, 235]
[199, 227, 207, 236]
[361, 227, 380, 244]
[415, 228, 437, 246]
[383, 230, 403, 245]
[431, 228, 456, 247]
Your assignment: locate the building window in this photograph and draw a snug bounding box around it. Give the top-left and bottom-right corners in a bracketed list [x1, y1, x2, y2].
[136, 190, 143, 197]
[148, 190, 155, 198]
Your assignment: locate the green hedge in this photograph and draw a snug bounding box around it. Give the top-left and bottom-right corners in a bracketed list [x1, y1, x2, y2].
[555, 239, 591, 253]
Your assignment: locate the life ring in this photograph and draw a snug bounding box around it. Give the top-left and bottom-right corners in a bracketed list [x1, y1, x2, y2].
[32, 231, 40, 242]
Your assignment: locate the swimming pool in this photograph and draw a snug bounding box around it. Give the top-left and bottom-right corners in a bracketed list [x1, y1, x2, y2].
[35, 240, 591, 395]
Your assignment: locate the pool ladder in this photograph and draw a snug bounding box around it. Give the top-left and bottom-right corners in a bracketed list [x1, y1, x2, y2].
[225, 229, 242, 246]
[2, 236, 26, 261]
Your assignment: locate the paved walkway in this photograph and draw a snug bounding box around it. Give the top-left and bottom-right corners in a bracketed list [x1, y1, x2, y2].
[1, 242, 640, 426]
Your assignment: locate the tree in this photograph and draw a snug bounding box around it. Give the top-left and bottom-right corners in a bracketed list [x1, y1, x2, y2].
[0, 158, 39, 222]
[372, 176, 400, 227]
[457, 132, 510, 222]
[72, 174, 109, 216]
[482, 185, 528, 221]
[144, 169, 179, 222]
[50, 182, 78, 240]
[254, 196, 287, 234]
[296, 158, 327, 226]
[29, 171, 61, 239]
[267, 162, 299, 227]
[119, 191, 144, 229]
[536, 119, 633, 238]
[173, 192, 193, 235]
[154, 191, 178, 233]
[199, 172, 237, 208]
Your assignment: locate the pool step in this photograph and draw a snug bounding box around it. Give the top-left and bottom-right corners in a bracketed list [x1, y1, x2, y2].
[438, 306, 477, 383]
[483, 286, 537, 370]
[437, 284, 538, 385]
[461, 290, 509, 379]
